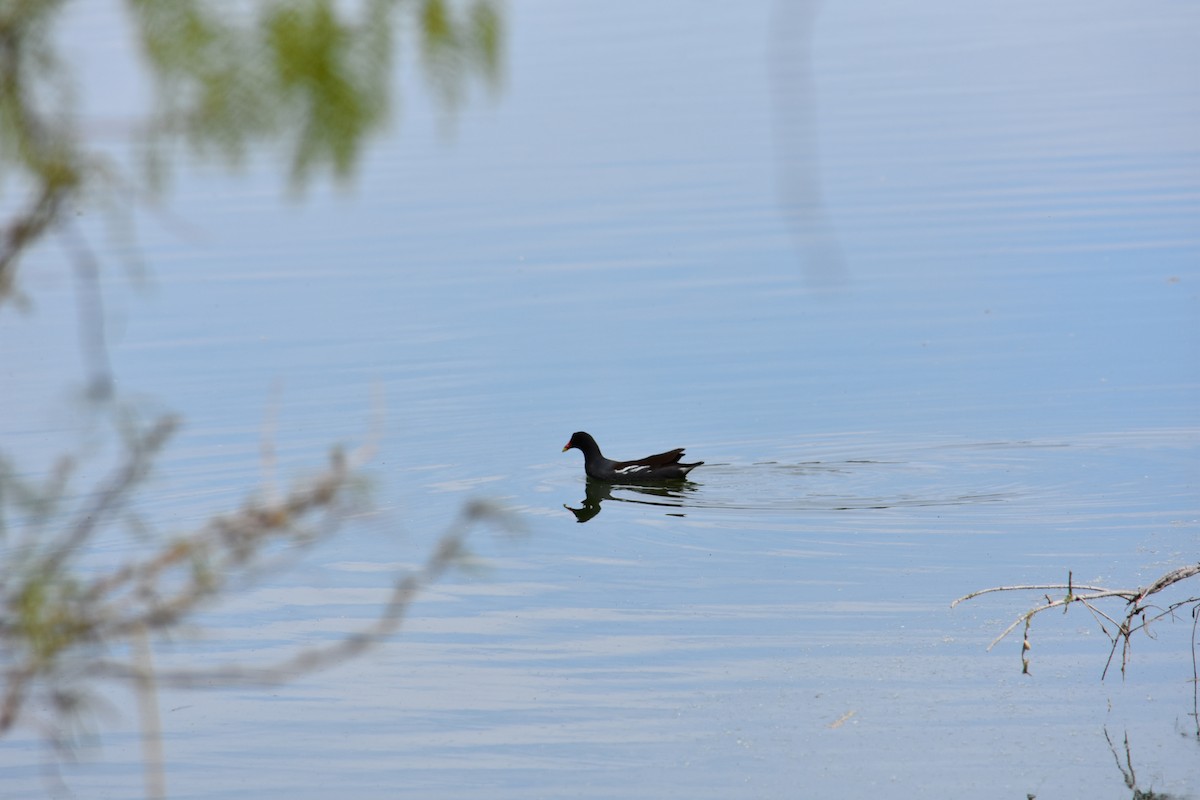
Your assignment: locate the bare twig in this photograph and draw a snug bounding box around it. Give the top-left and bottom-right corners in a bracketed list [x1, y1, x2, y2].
[60, 218, 115, 400]
[38, 415, 178, 578]
[1192, 606, 1199, 739]
[1103, 727, 1137, 793]
[951, 581, 1123, 607]
[133, 625, 166, 800]
[91, 500, 516, 688]
[1, 413, 517, 742]
[954, 563, 1200, 719]
[1, 425, 360, 738]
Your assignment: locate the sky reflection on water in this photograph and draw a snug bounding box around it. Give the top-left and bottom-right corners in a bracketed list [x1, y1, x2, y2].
[2, 0, 1198, 797]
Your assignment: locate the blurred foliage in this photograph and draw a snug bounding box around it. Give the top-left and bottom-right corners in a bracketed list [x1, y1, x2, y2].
[0, 0, 509, 778]
[0, 402, 514, 764]
[0, 0, 503, 306]
[130, 0, 503, 189]
[0, 0, 84, 307]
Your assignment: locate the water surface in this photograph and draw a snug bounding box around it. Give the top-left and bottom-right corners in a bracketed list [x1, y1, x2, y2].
[3, 0, 1198, 797]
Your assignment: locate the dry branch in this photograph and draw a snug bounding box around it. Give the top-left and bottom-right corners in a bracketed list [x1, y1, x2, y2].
[0, 407, 516, 746]
[953, 564, 1200, 736]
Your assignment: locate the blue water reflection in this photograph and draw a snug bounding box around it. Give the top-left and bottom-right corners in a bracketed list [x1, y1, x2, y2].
[2, 0, 1198, 797]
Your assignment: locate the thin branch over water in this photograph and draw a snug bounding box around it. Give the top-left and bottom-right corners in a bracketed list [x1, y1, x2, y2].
[953, 564, 1200, 736]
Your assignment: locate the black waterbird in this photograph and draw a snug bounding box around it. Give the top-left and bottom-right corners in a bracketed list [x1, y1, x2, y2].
[562, 431, 703, 483]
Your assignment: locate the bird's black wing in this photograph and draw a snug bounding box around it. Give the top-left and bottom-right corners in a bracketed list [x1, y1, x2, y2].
[618, 448, 686, 469]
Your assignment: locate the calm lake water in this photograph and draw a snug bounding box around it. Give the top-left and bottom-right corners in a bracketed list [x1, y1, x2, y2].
[3, 0, 1199, 797]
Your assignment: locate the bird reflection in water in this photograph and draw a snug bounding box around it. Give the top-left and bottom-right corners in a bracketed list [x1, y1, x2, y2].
[564, 479, 696, 523]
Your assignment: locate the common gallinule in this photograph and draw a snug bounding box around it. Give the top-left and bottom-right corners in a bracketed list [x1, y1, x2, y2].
[562, 431, 702, 483]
